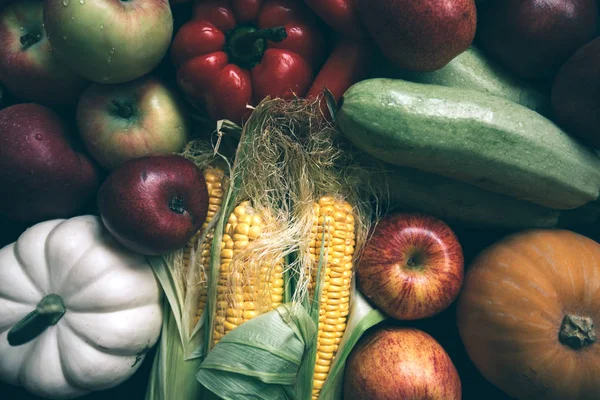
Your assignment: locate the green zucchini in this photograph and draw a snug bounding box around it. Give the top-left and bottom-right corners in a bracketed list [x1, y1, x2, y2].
[388, 46, 552, 117]
[374, 164, 599, 229]
[337, 78, 600, 210]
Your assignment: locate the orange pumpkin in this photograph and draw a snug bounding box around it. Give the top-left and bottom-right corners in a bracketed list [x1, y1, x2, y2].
[457, 229, 600, 400]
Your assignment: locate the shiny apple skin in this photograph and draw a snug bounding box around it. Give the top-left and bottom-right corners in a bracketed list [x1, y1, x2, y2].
[344, 326, 462, 400]
[76, 76, 190, 170]
[0, 103, 100, 222]
[357, 213, 464, 320]
[43, 0, 173, 84]
[477, 0, 598, 79]
[0, 0, 87, 108]
[97, 154, 209, 256]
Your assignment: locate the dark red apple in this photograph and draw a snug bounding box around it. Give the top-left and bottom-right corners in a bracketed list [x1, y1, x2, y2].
[344, 326, 462, 399]
[0, 0, 87, 108]
[357, 213, 464, 320]
[551, 37, 600, 148]
[97, 154, 209, 255]
[0, 103, 100, 222]
[477, 0, 598, 79]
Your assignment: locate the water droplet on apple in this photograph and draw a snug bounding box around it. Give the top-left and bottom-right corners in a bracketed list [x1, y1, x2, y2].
[102, 76, 110, 81]
[100, 24, 104, 30]
[35, 134, 43, 141]
[79, 0, 85, 4]
[62, 0, 70, 5]
[109, 47, 115, 54]
[19, 26, 24, 30]
[107, 56, 112, 63]
[63, 35, 68, 40]
[71, 16, 75, 21]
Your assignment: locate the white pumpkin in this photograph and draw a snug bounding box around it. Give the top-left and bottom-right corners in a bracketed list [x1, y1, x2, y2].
[0, 215, 163, 399]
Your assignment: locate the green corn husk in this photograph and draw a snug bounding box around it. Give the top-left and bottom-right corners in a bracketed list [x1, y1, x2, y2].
[145, 254, 205, 400]
[197, 303, 316, 400]
[195, 284, 385, 399]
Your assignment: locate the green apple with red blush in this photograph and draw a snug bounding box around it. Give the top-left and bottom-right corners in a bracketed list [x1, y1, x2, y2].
[43, 0, 173, 84]
[0, 0, 87, 108]
[76, 76, 190, 170]
[357, 212, 464, 320]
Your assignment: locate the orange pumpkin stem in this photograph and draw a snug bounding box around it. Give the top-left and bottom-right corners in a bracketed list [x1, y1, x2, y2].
[559, 314, 596, 350]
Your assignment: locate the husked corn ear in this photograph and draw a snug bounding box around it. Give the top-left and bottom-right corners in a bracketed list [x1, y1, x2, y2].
[182, 166, 226, 326]
[213, 201, 285, 346]
[310, 196, 355, 400]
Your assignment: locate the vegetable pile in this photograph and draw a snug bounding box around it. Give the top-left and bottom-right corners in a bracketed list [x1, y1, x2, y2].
[0, 0, 599, 400]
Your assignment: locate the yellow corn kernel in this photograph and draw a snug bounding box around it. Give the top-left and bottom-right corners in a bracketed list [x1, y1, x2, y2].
[213, 201, 284, 346]
[182, 166, 226, 328]
[310, 196, 355, 400]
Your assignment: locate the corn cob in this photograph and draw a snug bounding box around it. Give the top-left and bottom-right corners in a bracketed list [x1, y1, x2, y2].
[182, 166, 226, 326]
[212, 201, 285, 346]
[310, 196, 355, 400]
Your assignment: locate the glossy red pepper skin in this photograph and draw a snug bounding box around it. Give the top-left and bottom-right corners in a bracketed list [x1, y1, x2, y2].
[171, 0, 325, 124]
[303, 0, 367, 38]
[306, 38, 372, 120]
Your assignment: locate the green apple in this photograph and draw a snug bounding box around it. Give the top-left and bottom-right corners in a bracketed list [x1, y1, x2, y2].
[76, 76, 190, 169]
[43, 0, 173, 84]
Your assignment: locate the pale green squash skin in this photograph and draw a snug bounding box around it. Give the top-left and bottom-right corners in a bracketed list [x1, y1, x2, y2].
[389, 46, 552, 117]
[376, 164, 599, 229]
[337, 78, 600, 210]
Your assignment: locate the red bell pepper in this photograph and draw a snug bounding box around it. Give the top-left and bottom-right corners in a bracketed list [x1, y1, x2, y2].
[171, 0, 326, 124]
[303, 0, 367, 38]
[306, 38, 372, 120]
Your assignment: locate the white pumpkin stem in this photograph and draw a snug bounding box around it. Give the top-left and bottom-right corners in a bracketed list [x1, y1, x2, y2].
[7, 294, 66, 346]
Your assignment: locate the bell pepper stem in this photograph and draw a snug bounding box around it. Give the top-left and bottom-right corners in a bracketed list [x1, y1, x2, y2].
[236, 27, 288, 45]
[226, 26, 288, 69]
[7, 294, 66, 346]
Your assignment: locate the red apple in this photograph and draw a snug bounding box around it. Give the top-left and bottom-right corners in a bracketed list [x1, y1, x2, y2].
[76, 76, 191, 170]
[344, 326, 462, 399]
[0, 0, 87, 108]
[357, 213, 464, 320]
[97, 154, 209, 255]
[0, 103, 100, 222]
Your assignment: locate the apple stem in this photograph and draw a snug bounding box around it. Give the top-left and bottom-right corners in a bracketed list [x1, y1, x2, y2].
[225, 25, 288, 69]
[7, 294, 66, 346]
[20, 32, 43, 50]
[111, 100, 134, 119]
[559, 314, 596, 350]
